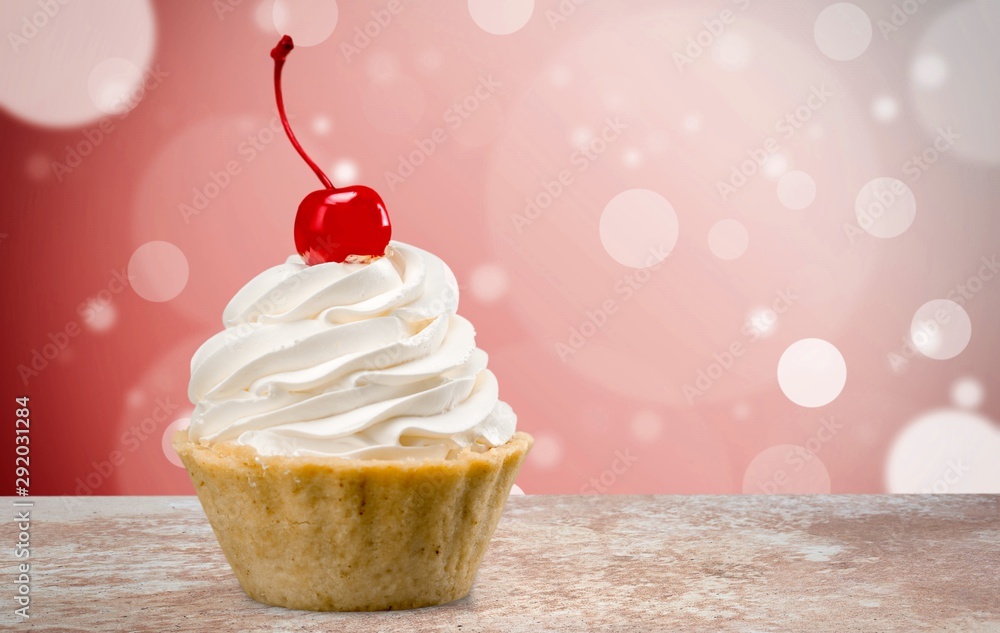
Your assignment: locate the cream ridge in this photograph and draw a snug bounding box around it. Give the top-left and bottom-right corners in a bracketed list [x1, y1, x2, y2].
[186, 241, 516, 460]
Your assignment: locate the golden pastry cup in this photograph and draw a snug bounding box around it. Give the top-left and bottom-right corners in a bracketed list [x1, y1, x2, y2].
[173, 429, 532, 611]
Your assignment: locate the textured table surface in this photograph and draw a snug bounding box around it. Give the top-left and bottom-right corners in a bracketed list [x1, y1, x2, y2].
[2, 495, 998, 632]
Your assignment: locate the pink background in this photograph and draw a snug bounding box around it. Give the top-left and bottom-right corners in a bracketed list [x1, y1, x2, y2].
[2, 0, 998, 495]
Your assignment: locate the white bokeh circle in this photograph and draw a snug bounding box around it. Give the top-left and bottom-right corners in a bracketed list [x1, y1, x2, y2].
[777, 338, 847, 408]
[910, 299, 972, 360]
[762, 152, 790, 180]
[529, 433, 564, 469]
[162, 417, 190, 468]
[549, 64, 572, 87]
[951, 377, 985, 410]
[622, 148, 643, 168]
[814, 3, 872, 61]
[872, 95, 899, 122]
[911, 53, 948, 90]
[469, 264, 509, 303]
[682, 113, 703, 133]
[82, 299, 118, 333]
[855, 177, 916, 238]
[510, 483, 525, 495]
[747, 307, 778, 338]
[87, 58, 144, 116]
[707, 219, 749, 260]
[599, 189, 679, 268]
[743, 444, 832, 493]
[126, 389, 144, 408]
[777, 171, 817, 210]
[0, 0, 156, 127]
[128, 241, 190, 302]
[712, 33, 752, 71]
[630, 410, 663, 442]
[886, 409, 1000, 493]
[570, 126, 593, 148]
[331, 159, 358, 187]
[468, 0, 534, 35]
[732, 402, 751, 420]
[272, 0, 339, 47]
[312, 115, 332, 135]
[367, 52, 399, 83]
[254, 0, 276, 33]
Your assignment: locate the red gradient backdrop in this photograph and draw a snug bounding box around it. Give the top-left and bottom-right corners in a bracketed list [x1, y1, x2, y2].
[2, 0, 998, 496]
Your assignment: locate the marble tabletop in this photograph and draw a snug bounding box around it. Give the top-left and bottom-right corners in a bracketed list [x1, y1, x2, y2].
[2, 495, 997, 631]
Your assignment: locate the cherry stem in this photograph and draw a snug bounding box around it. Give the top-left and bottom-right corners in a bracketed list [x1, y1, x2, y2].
[271, 35, 334, 190]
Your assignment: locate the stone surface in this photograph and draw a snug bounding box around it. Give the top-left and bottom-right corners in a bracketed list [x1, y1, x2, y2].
[1, 495, 998, 631]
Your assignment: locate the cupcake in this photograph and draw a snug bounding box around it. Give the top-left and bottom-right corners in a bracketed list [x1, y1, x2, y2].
[173, 36, 531, 611]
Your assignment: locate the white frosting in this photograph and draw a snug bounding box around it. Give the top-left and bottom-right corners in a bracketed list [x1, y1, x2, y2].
[186, 241, 516, 460]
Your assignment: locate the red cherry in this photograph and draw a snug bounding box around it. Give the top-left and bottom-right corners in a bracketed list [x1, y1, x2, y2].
[271, 35, 392, 264]
[294, 186, 391, 265]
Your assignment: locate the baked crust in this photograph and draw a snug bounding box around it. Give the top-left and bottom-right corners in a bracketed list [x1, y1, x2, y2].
[173, 429, 533, 611]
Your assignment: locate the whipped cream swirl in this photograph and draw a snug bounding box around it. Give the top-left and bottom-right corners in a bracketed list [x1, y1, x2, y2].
[186, 241, 516, 460]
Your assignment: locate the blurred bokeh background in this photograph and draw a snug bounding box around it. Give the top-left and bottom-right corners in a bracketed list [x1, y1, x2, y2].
[2, 0, 998, 495]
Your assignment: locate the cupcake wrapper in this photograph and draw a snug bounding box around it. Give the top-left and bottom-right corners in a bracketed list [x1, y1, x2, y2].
[174, 430, 532, 611]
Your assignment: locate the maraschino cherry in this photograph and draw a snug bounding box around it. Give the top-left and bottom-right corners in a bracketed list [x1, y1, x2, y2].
[271, 35, 391, 265]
